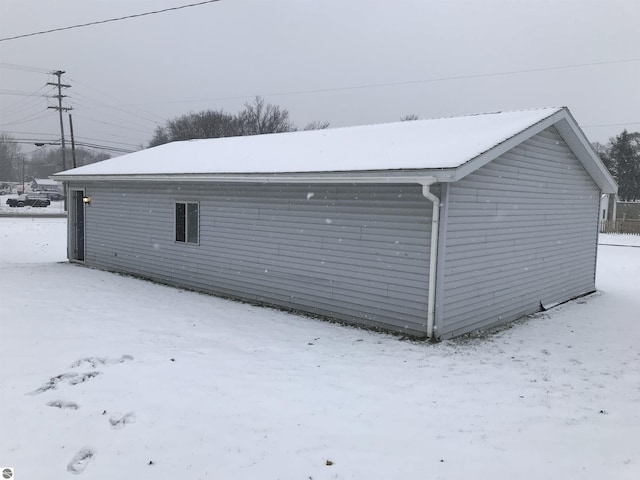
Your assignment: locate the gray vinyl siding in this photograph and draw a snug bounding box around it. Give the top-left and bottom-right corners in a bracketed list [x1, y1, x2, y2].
[437, 126, 600, 338]
[74, 182, 432, 335]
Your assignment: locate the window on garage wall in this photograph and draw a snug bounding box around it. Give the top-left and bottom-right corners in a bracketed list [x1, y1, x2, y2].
[175, 201, 199, 244]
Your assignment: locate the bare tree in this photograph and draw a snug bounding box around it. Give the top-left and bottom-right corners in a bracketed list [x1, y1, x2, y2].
[149, 109, 237, 147]
[236, 97, 294, 136]
[148, 98, 330, 147]
[400, 114, 420, 121]
[303, 120, 330, 131]
[149, 126, 171, 148]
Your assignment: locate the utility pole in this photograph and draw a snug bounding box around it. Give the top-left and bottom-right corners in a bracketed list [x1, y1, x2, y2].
[47, 70, 72, 171]
[68, 113, 77, 168]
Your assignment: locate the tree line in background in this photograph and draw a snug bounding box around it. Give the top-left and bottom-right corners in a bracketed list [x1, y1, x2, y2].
[149, 97, 329, 147]
[593, 130, 640, 201]
[0, 133, 110, 182]
[0, 132, 22, 182]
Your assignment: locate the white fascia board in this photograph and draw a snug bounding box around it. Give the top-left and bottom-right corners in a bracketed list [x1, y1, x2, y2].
[53, 171, 440, 186]
[552, 114, 618, 194]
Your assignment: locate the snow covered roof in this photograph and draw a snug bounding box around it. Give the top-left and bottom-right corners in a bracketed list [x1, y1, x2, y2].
[32, 178, 58, 185]
[52, 107, 617, 193]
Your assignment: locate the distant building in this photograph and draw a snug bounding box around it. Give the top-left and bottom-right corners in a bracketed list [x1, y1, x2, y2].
[600, 194, 618, 223]
[31, 178, 60, 193]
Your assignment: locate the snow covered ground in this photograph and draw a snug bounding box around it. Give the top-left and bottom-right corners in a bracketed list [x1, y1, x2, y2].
[1, 217, 639, 480]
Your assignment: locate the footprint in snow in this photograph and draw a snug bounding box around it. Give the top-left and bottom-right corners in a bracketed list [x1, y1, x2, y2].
[67, 448, 95, 474]
[109, 412, 136, 429]
[70, 354, 134, 369]
[28, 371, 101, 395]
[67, 371, 101, 385]
[27, 373, 78, 395]
[29, 353, 132, 395]
[46, 400, 79, 410]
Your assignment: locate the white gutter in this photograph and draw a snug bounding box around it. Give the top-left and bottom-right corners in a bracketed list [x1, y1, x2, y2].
[419, 180, 440, 339]
[52, 172, 446, 184]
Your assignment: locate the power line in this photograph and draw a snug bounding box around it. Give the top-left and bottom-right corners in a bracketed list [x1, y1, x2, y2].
[0, 103, 48, 126]
[0, 130, 60, 138]
[139, 57, 640, 106]
[583, 122, 640, 128]
[12, 131, 144, 150]
[2, 97, 49, 119]
[70, 112, 154, 137]
[0, 69, 55, 122]
[1, 84, 51, 103]
[0, 62, 52, 73]
[66, 101, 158, 140]
[68, 76, 166, 123]
[73, 141, 135, 154]
[0, 89, 48, 97]
[11, 139, 60, 145]
[0, 0, 221, 42]
[11, 138, 135, 154]
[73, 135, 142, 149]
[69, 90, 162, 125]
[0, 111, 51, 128]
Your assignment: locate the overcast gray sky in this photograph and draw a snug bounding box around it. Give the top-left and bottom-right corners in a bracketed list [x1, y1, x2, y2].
[1, 0, 639, 156]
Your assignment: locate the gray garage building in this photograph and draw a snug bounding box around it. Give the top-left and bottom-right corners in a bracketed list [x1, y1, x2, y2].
[53, 107, 617, 339]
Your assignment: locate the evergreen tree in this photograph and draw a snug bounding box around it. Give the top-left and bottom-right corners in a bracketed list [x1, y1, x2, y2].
[608, 131, 640, 201]
[593, 141, 615, 178]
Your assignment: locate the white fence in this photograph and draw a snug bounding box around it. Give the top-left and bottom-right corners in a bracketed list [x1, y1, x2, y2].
[600, 219, 640, 235]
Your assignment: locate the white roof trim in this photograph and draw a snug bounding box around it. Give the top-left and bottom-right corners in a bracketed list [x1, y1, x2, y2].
[553, 112, 618, 194]
[54, 172, 439, 186]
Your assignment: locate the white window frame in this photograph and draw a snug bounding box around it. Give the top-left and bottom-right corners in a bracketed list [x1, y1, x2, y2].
[175, 201, 199, 244]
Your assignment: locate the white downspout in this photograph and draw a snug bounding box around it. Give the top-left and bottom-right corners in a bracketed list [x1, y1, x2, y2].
[420, 180, 440, 339]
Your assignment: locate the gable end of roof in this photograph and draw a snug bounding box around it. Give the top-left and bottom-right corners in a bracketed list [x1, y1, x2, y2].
[451, 107, 618, 194]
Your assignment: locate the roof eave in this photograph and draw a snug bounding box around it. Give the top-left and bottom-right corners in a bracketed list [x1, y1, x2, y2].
[52, 170, 449, 185]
